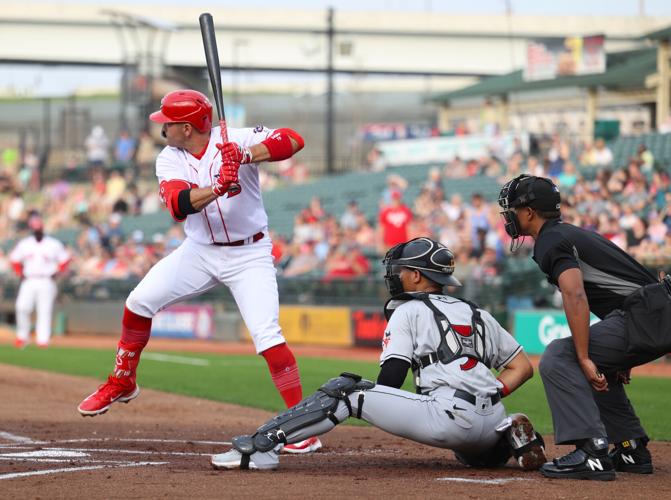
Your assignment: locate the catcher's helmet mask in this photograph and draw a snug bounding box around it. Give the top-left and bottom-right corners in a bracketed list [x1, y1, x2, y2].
[383, 237, 461, 296]
[498, 174, 561, 240]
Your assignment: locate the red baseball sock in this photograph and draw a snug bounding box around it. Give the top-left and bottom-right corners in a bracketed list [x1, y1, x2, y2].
[261, 343, 303, 407]
[121, 306, 152, 346]
[113, 306, 152, 385]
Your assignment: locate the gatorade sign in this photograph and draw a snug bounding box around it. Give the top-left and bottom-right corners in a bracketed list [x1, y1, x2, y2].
[514, 309, 599, 354]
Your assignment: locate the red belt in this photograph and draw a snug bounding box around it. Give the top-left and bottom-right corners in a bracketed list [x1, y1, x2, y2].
[213, 232, 264, 247]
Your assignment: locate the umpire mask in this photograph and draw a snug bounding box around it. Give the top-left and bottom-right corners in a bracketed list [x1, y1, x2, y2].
[498, 174, 561, 239]
[383, 237, 461, 297]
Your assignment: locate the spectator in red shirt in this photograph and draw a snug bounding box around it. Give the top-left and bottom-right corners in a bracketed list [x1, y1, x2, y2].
[270, 232, 288, 264]
[324, 244, 371, 280]
[378, 190, 413, 248]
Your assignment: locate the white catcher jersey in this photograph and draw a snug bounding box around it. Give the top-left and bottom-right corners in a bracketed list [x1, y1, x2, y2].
[380, 293, 522, 396]
[156, 125, 274, 244]
[9, 235, 70, 278]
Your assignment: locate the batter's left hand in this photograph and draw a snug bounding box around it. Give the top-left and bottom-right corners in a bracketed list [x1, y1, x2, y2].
[217, 142, 252, 164]
[213, 159, 241, 197]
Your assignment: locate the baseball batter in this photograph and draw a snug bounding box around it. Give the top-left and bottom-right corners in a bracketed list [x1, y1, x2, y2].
[77, 89, 320, 453]
[210, 237, 546, 470]
[9, 214, 70, 348]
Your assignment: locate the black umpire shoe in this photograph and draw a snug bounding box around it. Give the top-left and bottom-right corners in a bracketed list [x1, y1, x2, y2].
[541, 437, 616, 481]
[609, 438, 653, 474]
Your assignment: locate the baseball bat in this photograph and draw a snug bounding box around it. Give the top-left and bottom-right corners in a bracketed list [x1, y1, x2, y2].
[199, 12, 241, 196]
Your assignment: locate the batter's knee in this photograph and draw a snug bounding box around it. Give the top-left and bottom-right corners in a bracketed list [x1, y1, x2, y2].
[125, 292, 156, 319]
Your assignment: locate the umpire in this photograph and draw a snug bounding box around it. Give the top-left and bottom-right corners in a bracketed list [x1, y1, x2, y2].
[498, 174, 671, 481]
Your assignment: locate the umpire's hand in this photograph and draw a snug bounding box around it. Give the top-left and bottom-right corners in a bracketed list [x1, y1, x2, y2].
[579, 358, 608, 392]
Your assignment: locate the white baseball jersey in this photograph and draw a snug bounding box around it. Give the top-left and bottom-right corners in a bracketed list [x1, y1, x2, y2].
[156, 125, 274, 244]
[380, 293, 522, 396]
[9, 235, 70, 278]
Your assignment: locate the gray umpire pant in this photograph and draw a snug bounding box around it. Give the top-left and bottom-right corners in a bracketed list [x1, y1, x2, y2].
[538, 309, 656, 445]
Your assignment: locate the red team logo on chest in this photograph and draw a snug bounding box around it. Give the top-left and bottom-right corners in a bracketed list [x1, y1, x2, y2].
[452, 324, 478, 371]
[382, 330, 391, 350]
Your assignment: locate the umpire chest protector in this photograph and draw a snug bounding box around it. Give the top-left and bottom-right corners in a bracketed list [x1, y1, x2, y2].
[385, 293, 488, 369]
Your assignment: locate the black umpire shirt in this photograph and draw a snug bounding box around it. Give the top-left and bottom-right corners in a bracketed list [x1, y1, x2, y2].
[532, 218, 657, 319]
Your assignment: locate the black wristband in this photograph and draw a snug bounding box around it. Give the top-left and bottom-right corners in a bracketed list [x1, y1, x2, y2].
[177, 189, 199, 216]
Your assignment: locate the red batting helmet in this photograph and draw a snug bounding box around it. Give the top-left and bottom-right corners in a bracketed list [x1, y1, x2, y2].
[149, 89, 212, 132]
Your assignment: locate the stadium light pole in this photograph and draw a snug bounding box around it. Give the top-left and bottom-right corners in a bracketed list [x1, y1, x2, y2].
[326, 7, 335, 175]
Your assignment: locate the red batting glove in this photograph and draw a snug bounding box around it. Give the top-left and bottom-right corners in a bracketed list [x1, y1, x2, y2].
[216, 142, 252, 164]
[212, 159, 241, 197]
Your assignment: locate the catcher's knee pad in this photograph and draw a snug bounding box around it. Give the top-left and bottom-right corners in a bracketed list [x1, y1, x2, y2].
[236, 373, 374, 453]
[319, 372, 375, 420]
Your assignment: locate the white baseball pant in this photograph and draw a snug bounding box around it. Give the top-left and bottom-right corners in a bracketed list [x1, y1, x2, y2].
[125, 235, 286, 353]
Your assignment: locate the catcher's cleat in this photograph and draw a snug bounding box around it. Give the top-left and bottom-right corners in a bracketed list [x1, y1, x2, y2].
[77, 375, 140, 417]
[541, 437, 616, 481]
[506, 413, 547, 471]
[282, 436, 323, 454]
[211, 448, 279, 470]
[609, 438, 653, 474]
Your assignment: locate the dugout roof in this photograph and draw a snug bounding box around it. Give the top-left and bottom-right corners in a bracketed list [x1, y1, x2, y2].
[431, 47, 657, 104]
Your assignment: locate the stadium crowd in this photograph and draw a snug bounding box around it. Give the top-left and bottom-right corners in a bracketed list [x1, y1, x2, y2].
[1, 124, 670, 287]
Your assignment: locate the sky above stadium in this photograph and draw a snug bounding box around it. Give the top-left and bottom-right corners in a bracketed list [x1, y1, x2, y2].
[23, 0, 671, 16]
[5, 0, 671, 97]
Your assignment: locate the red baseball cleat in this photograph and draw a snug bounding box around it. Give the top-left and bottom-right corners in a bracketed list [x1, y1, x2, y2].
[78, 376, 140, 417]
[14, 339, 27, 349]
[282, 436, 322, 454]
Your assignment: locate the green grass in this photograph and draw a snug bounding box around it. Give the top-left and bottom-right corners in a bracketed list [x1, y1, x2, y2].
[0, 345, 669, 440]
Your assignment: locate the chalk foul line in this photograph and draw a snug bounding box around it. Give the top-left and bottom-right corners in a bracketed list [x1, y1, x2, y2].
[437, 477, 534, 485]
[0, 461, 167, 481]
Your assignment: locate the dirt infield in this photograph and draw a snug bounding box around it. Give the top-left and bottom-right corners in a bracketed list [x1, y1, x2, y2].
[1, 364, 670, 499]
[1, 328, 671, 497]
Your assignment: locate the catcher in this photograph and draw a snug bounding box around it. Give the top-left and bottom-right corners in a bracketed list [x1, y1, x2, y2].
[210, 237, 546, 471]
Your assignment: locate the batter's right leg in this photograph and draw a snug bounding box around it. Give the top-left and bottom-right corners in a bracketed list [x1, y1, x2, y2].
[78, 240, 220, 417]
[223, 241, 310, 451]
[14, 280, 35, 348]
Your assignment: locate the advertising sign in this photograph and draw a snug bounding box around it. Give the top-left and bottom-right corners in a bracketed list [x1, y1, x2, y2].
[514, 309, 600, 354]
[278, 306, 352, 347]
[524, 35, 606, 82]
[351, 309, 387, 347]
[151, 304, 214, 339]
[376, 131, 528, 167]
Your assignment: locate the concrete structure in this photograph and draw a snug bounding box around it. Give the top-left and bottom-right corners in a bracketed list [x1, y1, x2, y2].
[3, 4, 671, 171]
[2, 3, 671, 95]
